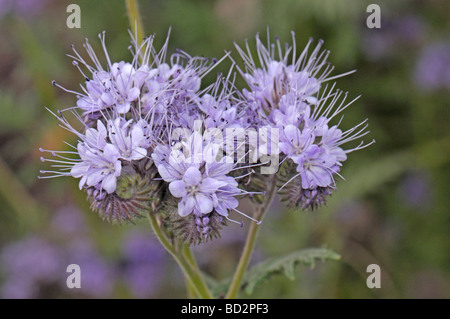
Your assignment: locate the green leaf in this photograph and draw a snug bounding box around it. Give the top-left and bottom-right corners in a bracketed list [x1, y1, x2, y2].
[242, 248, 340, 295]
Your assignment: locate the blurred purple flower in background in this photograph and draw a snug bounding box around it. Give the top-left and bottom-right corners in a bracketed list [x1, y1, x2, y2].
[51, 205, 87, 236]
[0, 235, 115, 298]
[0, 0, 46, 18]
[398, 171, 434, 210]
[1, 202, 171, 298]
[65, 239, 114, 297]
[1, 206, 114, 298]
[1, 236, 63, 298]
[121, 231, 165, 298]
[361, 15, 424, 61]
[414, 42, 450, 91]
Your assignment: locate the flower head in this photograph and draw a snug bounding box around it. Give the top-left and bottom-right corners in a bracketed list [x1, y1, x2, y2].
[235, 32, 374, 209]
[152, 128, 260, 243]
[153, 131, 243, 219]
[39, 28, 373, 242]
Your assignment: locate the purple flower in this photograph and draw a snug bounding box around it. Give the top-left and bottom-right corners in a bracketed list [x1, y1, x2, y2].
[152, 128, 262, 236]
[85, 120, 108, 149]
[136, 39, 222, 130]
[170, 167, 214, 216]
[70, 142, 122, 194]
[76, 63, 139, 114]
[108, 62, 141, 113]
[279, 124, 314, 161]
[362, 15, 424, 61]
[74, 51, 143, 115]
[320, 124, 347, 163]
[197, 75, 250, 130]
[0, 0, 46, 18]
[398, 171, 433, 209]
[67, 242, 114, 298]
[1, 236, 63, 283]
[199, 94, 238, 129]
[51, 205, 86, 236]
[153, 131, 242, 219]
[205, 160, 242, 217]
[41, 114, 148, 195]
[277, 95, 370, 194]
[242, 60, 320, 112]
[235, 32, 373, 209]
[0, 233, 117, 298]
[62, 31, 212, 127]
[141, 61, 202, 109]
[39, 27, 373, 230]
[1, 278, 38, 299]
[76, 71, 112, 114]
[234, 33, 336, 123]
[280, 125, 337, 189]
[121, 231, 165, 298]
[0, 236, 63, 298]
[295, 145, 336, 189]
[40, 31, 225, 199]
[414, 41, 450, 91]
[106, 118, 147, 161]
[269, 92, 310, 127]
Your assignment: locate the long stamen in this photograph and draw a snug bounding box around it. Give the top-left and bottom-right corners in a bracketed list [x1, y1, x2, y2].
[232, 208, 262, 225]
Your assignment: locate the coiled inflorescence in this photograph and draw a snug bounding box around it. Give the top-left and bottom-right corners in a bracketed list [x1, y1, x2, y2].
[233, 31, 374, 210]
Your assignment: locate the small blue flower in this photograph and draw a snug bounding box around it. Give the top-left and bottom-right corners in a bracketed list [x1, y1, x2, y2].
[106, 118, 147, 161]
[70, 143, 122, 194]
[153, 129, 257, 225]
[170, 166, 226, 216]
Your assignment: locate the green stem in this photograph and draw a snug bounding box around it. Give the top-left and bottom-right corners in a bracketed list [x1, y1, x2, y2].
[125, 0, 145, 46]
[147, 211, 175, 255]
[182, 244, 199, 269]
[185, 277, 197, 299]
[182, 245, 199, 298]
[177, 251, 213, 299]
[125, 0, 211, 298]
[225, 174, 278, 299]
[182, 244, 204, 298]
[147, 212, 213, 299]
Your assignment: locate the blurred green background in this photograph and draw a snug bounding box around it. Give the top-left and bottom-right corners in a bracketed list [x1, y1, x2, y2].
[0, 0, 448, 298]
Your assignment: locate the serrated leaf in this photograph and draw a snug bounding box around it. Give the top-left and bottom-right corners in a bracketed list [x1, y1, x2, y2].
[242, 248, 340, 295]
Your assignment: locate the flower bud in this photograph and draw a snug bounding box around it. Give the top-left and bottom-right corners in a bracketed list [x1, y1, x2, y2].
[87, 165, 161, 224]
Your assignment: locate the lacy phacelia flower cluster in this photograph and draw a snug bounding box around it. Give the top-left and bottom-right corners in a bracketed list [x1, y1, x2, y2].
[234, 32, 373, 209]
[40, 30, 372, 244]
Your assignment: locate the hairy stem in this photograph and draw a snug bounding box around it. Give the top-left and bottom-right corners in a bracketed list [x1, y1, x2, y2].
[182, 244, 203, 298]
[225, 174, 278, 299]
[183, 244, 204, 280]
[176, 250, 213, 299]
[147, 212, 213, 299]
